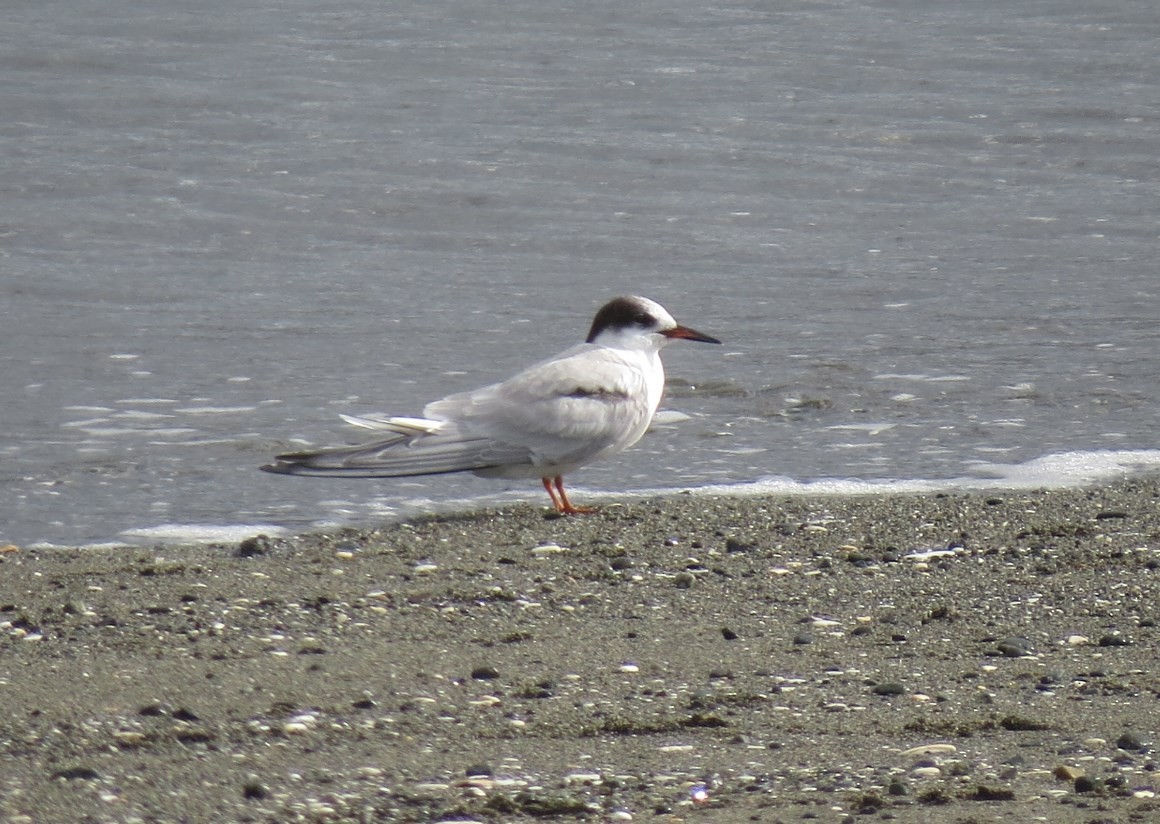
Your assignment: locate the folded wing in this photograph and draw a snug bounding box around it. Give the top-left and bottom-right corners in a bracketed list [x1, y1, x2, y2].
[261, 417, 531, 478]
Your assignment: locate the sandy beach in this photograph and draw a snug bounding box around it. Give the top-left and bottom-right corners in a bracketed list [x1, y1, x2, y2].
[2, 480, 1159, 823]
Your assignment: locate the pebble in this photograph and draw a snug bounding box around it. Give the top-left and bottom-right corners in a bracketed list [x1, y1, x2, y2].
[1116, 732, 1147, 751]
[994, 636, 1035, 657]
[1075, 775, 1099, 793]
[618, 662, 640, 673]
[1053, 764, 1084, 781]
[531, 543, 567, 556]
[900, 743, 957, 757]
[1098, 633, 1131, 647]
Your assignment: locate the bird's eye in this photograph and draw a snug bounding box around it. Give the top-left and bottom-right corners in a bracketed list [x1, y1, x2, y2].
[633, 312, 654, 326]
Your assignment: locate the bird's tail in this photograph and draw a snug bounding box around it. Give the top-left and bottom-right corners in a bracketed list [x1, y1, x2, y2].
[260, 417, 512, 478]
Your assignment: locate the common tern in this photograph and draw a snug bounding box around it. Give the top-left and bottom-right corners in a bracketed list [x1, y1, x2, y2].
[261, 296, 721, 514]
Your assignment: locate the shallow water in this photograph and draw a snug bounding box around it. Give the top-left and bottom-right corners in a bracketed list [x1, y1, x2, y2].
[4, 0, 1159, 546]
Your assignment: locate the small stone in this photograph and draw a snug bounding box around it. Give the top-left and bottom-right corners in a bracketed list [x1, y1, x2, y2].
[900, 743, 957, 757]
[51, 767, 101, 781]
[531, 543, 567, 556]
[725, 538, 754, 553]
[1053, 765, 1084, 781]
[237, 535, 271, 557]
[1116, 732, 1147, 751]
[471, 666, 500, 681]
[1074, 775, 1099, 793]
[242, 780, 269, 800]
[872, 682, 906, 696]
[994, 636, 1034, 657]
[1098, 633, 1130, 647]
[792, 632, 813, 646]
[721, 627, 738, 641]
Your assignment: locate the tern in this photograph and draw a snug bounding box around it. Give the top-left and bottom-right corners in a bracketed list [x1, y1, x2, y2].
[261, 295, 721, 514]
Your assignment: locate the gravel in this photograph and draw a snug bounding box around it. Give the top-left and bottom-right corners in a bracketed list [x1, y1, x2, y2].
[2, 479, 1160, 822]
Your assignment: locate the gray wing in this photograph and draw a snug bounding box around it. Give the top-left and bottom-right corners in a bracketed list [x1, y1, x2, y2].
[260, 417, 532, 478]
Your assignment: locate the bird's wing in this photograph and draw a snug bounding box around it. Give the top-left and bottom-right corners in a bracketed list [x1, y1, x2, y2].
[261, 421, 533, 478]
[424, 344, 655, 467]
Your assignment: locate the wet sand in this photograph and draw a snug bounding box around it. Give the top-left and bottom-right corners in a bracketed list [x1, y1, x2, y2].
[2, 480, 1159, 823]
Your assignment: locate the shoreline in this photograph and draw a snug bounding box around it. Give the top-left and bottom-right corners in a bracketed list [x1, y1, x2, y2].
[3, 479, 1159, 822]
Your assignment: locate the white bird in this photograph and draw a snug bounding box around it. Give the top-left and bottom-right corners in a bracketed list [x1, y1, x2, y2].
[261, 295, 721, 514]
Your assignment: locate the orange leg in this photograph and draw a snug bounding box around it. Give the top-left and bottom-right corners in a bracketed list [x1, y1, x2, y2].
[541, 476, 597, 515]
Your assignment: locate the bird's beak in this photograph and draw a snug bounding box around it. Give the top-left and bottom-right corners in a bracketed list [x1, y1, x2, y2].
[662, 325, 722, 345]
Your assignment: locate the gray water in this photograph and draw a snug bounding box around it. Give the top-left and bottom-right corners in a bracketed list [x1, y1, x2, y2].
[4, 0, 1160, 547]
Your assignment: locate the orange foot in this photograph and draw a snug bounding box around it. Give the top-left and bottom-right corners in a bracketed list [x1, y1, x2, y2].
[542, 476, 598, 515]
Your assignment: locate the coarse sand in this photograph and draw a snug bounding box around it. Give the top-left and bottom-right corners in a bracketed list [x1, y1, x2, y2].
[2, 480, 1159, 823]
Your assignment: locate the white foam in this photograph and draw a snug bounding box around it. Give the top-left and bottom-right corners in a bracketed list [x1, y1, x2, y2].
[119, 524, 291, 544]
[681, 449, 1160, 499]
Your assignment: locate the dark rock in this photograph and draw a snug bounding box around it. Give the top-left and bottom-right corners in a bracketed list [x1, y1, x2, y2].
[51, 767, 100, 781]
[242, 781, 268, 800]
[1074, 775, 1100, 793]
[237, 535, 272, 557]
[1116, 732, 1147, 752]
[1098, 634, 1131, 647]
[994, 636, 1034, 657]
